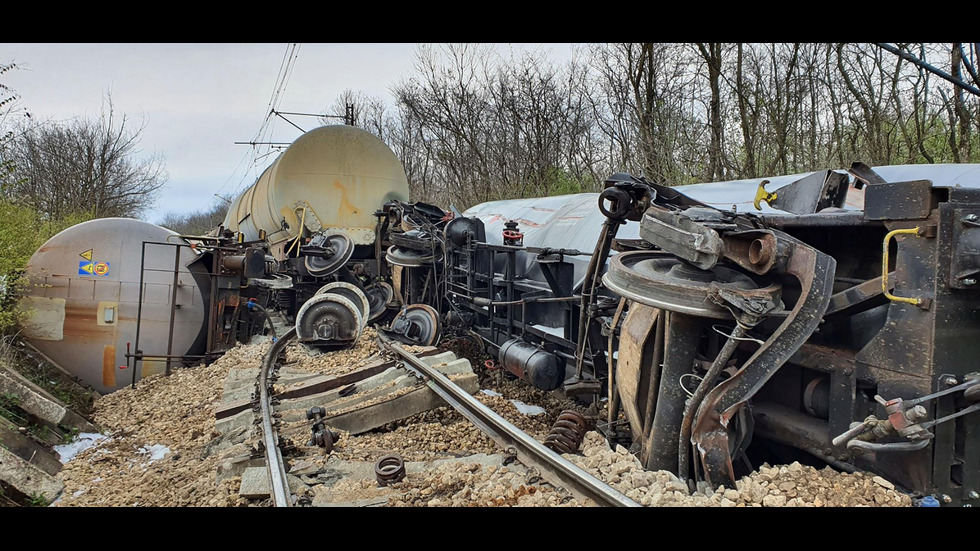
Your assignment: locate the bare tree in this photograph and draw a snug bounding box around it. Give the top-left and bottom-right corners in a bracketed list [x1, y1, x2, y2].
[948, 43, 973, 162]
[392, 44, 599, 209]
[322, 89, 387, 132]
[156, 193, 231, 236]
[385, 105, 438, 204]
[585, 43, 696, 185]
[0, 60, 30, 192]
[3, 96, 167, 220]
[394, 44, 495, 208]
[346, 42, 980, 213]
[696, 43, 726, 181]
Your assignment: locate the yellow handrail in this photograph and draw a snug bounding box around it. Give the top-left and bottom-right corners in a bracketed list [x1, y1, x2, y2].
[881, 227, 923, 307]
[286, 207, 307, 258]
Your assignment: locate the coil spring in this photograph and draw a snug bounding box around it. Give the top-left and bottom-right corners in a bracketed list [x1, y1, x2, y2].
[276, 289, 296, 311]
[544, 410, 589, 454]
[375, 454, 406, 486]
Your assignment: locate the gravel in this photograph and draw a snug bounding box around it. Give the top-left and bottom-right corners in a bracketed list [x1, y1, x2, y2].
[50, 334, 914, 508]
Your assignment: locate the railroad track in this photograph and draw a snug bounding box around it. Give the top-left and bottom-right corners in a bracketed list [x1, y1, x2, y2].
[254, 326, 641, 507]
[258, 327, 297, 507]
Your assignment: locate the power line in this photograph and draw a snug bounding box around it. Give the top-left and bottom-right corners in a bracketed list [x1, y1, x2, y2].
[220, 43, 302, 198]
[256, 43, 301, 155]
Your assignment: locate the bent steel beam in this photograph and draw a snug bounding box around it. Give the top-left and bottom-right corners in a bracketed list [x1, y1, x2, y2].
[690, 232, 836, 488]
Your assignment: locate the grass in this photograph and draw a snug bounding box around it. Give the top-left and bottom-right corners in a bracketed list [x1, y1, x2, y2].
[0, 334, 98, 458]
[0, 392, 26, 426]
[25, 492, 49, 507]
[0, 327, 98, 508]
[0, 482, 52, 508]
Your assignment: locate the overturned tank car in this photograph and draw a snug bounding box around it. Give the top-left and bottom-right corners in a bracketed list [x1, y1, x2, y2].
[426, 162, 980, 507]
[18, 125, 412, 391]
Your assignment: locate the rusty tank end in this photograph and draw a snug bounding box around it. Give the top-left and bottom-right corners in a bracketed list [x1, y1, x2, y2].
[19, 218, 208, 394]
[222, 124, 410, 259]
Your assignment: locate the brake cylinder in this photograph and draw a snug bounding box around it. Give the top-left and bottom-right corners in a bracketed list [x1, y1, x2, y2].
[498, 339, 563, 391]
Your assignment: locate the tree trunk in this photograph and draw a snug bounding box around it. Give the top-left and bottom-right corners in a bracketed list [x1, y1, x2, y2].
[698, 43, 725, 181]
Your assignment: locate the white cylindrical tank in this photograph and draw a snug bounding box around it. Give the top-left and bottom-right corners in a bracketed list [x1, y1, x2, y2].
[463, 193, 642, 290]
[223, 125, 410, 258]
[19, 218, 208, 394]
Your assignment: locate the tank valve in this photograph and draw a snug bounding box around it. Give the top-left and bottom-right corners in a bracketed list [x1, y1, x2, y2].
[503, 220, 523, 246]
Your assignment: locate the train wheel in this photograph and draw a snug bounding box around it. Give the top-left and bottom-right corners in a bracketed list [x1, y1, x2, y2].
[295, 293, 364, 347]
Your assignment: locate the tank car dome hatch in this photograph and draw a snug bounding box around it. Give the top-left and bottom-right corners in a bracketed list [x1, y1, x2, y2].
[222, 125, 410, 259]
[18, 218, 208, 395]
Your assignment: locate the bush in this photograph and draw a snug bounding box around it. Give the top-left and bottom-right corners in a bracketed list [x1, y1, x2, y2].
[0, 199, 93, 332]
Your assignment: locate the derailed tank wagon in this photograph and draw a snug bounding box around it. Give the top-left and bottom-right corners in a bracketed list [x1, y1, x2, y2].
[388, 163, 980, 506]
[19, 125, 412, 390]
[19, 121, 980, 506]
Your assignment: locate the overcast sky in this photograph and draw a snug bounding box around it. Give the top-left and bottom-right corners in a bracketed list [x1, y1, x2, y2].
[2, 43, 573, 224]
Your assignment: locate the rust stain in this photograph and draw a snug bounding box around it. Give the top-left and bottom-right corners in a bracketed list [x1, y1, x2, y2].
[63, 306, 111, 339]
[334, 180, 359, 218]
[515, 218, 543, 228]
[103, 344, 116, 387]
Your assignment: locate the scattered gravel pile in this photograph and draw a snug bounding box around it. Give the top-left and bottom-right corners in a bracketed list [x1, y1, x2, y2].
[309, 372, 584, 464]
[384, 462, 586, 507]
[326, 409, 498, 463]
[286, 327, 382, 376]
[52, 341, 271, 507]
[563, 431, 913, 507]
[51, 335, 915, 507]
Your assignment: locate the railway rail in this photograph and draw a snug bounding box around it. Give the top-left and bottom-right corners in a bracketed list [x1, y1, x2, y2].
[373, 330, 641, 507]
[254, 326, 640, 507]
[258, 327, 297, 507]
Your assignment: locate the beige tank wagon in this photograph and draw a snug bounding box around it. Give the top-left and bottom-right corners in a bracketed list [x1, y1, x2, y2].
[222, 124, 410, 259]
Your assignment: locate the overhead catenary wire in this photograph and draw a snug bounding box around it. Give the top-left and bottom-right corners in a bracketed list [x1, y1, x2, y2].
[216, 43, 302, 200]
[255, 43, 301, 150]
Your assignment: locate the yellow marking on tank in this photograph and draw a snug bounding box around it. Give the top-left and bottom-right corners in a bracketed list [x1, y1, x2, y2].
[79, 249, 93, 261]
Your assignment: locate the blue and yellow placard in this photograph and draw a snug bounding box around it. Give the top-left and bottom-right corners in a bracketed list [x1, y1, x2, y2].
[79, 260, 110, 276]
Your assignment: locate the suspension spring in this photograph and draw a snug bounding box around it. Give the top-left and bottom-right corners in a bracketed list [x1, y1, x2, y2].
[276, 289, 296, 311]
[375, 454, 407, 486]
[544, 410, 590, 454]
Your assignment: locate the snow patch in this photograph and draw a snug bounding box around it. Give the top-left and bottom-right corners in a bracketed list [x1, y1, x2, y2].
[510, 400, 546, 416]
[138, 444, 170, 462]
[54, 432, 107, 463]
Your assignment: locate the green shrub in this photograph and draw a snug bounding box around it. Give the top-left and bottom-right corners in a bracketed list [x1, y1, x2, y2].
[0, 199, 93, 332]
